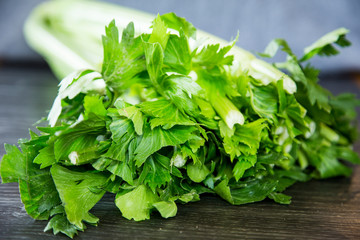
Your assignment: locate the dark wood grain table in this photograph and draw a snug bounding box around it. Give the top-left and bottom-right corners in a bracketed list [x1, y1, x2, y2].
[0, 66, 359, 239]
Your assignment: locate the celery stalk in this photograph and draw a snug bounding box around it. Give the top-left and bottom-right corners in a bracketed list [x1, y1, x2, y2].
[24, 0, 296, 93]
[212, 95, 245, 129]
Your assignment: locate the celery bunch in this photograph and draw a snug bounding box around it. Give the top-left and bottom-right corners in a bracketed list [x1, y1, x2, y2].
[0, 1, 359, 238]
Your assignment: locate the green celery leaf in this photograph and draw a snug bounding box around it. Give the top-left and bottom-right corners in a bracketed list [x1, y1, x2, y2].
[193, 41, 235, 68]
[303, 143, 352, 178]
[44, 214, 79, 238]
[163, 29, 192, 75]
[102, 21, 146, 91]
[257, 152, 287, 165]
[330, 93, 360, 141]
[144, 32, 201, 116]
[215, 177, 278, 205]
[23, 130, 49, 148]
[275, 177, 297, 192]
[330, 93, 360, 120]
[222, 119, 267, 159]
[160, 178, 187, 200]
[196, 67, 237, 99]
[143, 36, 200, 116]
[336, 146, 360, 164]
[153, 201, 177, 218]
[92, 157, 134, 185]
[233, 155, 257, 181]
[213, 179, 234, 204]
[104, 140, 134, 162]
[301, 28, 350, 61]
[72, 144, 107, 166]
[275, 169, 309, 182]
[83, 95, 107, 119]
[143, 41, 164, 90]
[188, 135, 205, 153]
[284, 95, 308, 134]
[105, 111, 137, 164]
[1, 144, 30, 183]
[139, 98, 195, 129]
[303, 65, 332, 112]
[160, 12, 197, 38]
[1, 143, 61, 220]
[139, 153, 172, 192]
[55, 134, 97, 162]
[268, 192, 292, 204]
[33, 144, 56, 169]
[134, 124, 199, 166]
[178, 190, 201, 203]
[115, 185, 159, 221]
[194, 96, 217, 119]
[117, 105, 144, 135]
[50, 165, 108, 229]
[149, 14, 169, 50]
[92, 157, 112, 171]
[54, 114, 105, 161]
[161, 74, 201, 115]
[107, 161, 134, 185]
[249, 83, 278, 123]
[108, 109, 136, 144]
[259, 38, 296, 58]
[280, 58, 331, 112]
[186, 162, 210, 183]
[19, 174, 61, 220]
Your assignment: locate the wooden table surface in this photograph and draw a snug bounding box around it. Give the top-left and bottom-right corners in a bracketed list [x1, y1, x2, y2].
[0, 67, 359, 239]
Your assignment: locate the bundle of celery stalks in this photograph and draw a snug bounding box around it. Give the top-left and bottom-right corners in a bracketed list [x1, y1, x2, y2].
[1, 0, 359, 238]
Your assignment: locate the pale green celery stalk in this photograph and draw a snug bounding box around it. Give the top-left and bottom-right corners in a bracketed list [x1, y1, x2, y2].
[24, 0, 154, 79]
[24, 0, 296, 94]
[210, 91, 245, 129]
[319, 123, 348, 145]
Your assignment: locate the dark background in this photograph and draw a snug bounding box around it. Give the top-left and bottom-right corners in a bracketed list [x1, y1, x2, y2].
[1, 0, 360, 71]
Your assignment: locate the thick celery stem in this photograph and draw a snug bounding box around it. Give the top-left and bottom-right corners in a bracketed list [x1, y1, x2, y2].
[320, 123, 348, 145]
[24, 0, 153, 79]
[209, 91, 244, 129]
[24, 0, 296, 94]
[24, 1, 95, 79]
